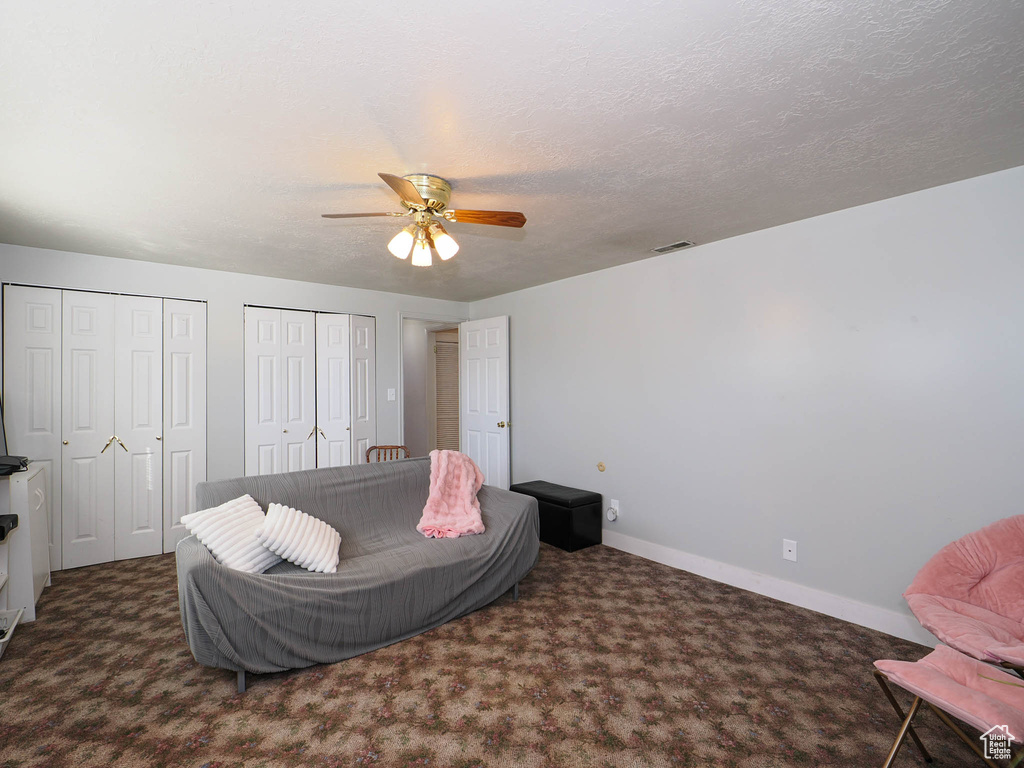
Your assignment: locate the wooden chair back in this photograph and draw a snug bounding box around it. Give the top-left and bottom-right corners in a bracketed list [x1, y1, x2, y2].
[366, 445, 411, 463]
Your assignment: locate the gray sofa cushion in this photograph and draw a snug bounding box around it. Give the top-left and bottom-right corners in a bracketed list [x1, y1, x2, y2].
[176, 457, 539, 674]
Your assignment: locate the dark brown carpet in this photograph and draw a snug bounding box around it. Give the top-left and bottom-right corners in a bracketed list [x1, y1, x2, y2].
[0, 544, 978, 767]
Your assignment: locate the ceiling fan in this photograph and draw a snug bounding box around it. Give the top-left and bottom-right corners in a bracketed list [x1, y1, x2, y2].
[322, 173, 526, 267]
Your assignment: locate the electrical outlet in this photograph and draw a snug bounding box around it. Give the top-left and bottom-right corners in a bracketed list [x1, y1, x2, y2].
[606, 499, 620, 522]
[782, 539, 797, 562]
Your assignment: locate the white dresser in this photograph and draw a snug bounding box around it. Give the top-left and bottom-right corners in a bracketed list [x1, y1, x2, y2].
[0, 464, 51, 622]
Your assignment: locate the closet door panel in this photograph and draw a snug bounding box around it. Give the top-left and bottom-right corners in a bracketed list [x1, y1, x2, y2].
[350, 315, 376, 464]
[61, 290, 115, 568]
[3, 288, 64, 573]
[113, 295, 163, 560]
[163, 299, 207, 552]
[281, 310, 316, 472]
[315, 312, 351, 467]
[3, 285, 64, 569]
[245, 307, 282, 475]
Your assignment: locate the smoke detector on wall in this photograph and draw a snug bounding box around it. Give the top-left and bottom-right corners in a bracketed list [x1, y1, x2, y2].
[650, 240, 695, 254]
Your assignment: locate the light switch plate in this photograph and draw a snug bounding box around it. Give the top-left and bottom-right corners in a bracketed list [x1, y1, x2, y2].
[387, 388, 396, 401]
[782, 539, 797, 562]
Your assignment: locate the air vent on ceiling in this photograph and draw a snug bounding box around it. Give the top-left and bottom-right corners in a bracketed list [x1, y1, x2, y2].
[650, 240, 695, 254]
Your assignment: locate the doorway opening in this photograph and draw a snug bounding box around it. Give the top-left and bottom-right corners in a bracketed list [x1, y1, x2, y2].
[402, 318, 462, 457]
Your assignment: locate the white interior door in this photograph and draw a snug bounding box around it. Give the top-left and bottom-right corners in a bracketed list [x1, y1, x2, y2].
[3, 285, 64, 569]
[112, 295, 163, 560]
[245, 307, 283, 475]
[460, 316, 510, 489]
[315, 312, 351, 467]
[350, 315, 376, 463]
[281, 310, 317, 472]
[163, 299, 207, 552]
[62, 290, 116, 568]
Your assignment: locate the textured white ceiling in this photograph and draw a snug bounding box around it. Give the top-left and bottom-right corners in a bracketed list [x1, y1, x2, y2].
[1, 0, 1022, 301]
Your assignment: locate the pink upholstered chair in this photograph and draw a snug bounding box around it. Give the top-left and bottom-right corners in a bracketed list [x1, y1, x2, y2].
[873, 645, 1024, 767]
[905, 515, 1024, 674]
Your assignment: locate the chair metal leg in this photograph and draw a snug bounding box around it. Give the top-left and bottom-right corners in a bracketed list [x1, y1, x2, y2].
[874, 671, 933, 763]
[237, 670, 246, 694]
[924, 703, 1000, 768]
[881, 695, 924, 768]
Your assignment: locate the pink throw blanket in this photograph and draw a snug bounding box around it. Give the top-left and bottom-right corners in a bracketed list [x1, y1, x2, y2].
[417, 450, 486, 539]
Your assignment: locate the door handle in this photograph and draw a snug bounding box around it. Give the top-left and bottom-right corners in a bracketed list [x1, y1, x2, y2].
[115, 435, 128, 452]
[100, 435, 117, 453]
[497, 421, 506, 428]
[306, 426, 317, 441]
[316, 426, 327, 439]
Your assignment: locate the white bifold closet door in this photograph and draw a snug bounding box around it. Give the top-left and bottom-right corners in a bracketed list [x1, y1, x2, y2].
[245, 310, 375, 472]
[244, 307, 316, 475]
[3, 285, 207, 570]
[350, 314, 377, 464]
[162, 300, 207, 553]
[112, 294, 164, 561]
[61, 291, 117, 567]
[315, 312, 351, 467]
[3, 286, 64, 570]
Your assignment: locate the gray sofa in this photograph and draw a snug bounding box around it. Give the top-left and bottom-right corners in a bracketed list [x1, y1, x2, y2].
[176, 458, 539, 691]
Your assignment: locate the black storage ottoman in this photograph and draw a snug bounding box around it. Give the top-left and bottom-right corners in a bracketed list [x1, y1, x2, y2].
[509, 480, 602, 552]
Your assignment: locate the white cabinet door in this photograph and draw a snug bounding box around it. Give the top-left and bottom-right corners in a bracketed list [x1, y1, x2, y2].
[315, 312, 351, 467]
[163, 299, 207, 552]
[113, 295, 163, 560]
[460, 316, 510, 489]
[350, 315, 376, 464]
[244, 307, 283, 475]
[281, 310, 317, 472]
[3, 285, 64, 570]
[62, 290, 116, 568]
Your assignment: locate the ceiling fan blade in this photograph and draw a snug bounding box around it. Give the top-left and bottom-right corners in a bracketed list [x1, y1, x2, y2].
[446, 209, 527, 228]
[378, 173, 425, 208]
[321, 212, 396, 219]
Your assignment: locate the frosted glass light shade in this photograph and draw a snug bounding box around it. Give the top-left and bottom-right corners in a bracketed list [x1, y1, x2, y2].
[427, 223, 459, 261]
[411, 238, 432, 267]
[433, 233, 458, 260]
[387, 227, 415, 259]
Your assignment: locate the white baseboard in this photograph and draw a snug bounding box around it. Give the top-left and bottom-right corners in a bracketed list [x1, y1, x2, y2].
[602, 530, 937, 646]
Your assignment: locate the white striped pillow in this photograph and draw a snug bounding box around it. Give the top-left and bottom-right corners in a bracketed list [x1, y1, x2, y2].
[181, 494, 283, 574]
[255, 503, 341, 573]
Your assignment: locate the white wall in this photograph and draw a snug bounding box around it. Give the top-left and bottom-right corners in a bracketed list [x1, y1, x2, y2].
[0, 244, 468, 481]
[471, 166, 1024, 634]
[402, 319, 431, 457]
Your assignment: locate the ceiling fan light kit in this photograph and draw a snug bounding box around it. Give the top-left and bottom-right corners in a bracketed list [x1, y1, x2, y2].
[323, 173, 526, 268]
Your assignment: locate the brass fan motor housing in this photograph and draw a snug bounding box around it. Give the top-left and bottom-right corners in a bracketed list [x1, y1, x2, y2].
[401, 174, 452, 214]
